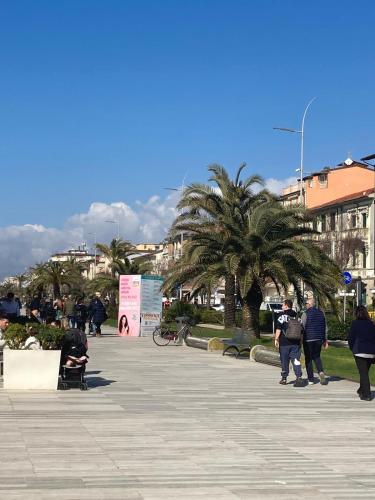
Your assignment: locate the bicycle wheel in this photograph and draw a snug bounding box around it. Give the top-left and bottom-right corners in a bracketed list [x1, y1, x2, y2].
[152, 326, 173, 346]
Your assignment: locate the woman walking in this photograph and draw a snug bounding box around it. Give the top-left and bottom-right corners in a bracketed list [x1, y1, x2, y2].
[348, 306, 375, 401]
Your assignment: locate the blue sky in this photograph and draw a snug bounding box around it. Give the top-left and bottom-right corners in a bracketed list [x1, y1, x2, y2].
[0, 0, 375, 276]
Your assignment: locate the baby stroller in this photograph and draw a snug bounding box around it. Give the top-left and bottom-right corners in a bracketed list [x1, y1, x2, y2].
[59, 328, 89, 390]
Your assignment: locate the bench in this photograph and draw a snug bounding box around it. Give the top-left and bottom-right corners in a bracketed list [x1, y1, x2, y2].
[222, 328, 251, 358]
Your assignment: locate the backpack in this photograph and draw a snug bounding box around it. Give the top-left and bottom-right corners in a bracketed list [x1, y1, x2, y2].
[75, 304, 87, 320]
[285, 317, 302, 341]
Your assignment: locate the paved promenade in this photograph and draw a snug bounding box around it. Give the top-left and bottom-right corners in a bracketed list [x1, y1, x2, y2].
[1, 327, 375, 499]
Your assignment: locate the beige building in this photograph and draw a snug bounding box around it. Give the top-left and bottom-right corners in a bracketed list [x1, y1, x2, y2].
[50, 246, 97, 279]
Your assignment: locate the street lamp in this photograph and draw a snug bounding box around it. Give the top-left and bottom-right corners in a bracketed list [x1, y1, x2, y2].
[274, 97, 317, 205]
[163, 186, 185, 259]
[105, 220, 120, 240]
[87, 232, 97, 278]
[163, 185, 185, 299]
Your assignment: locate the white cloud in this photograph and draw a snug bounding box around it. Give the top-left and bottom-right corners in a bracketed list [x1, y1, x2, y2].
[0, 177, 294, 279]
[0, 224, 82, 280]
[263, 176, 297, 194]
[0, 192, 179, 280]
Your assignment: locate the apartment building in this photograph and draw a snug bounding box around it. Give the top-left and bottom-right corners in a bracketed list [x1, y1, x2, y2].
[281, 158, 375, 303]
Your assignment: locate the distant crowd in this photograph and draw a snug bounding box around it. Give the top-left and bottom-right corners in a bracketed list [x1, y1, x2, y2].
[0, 291, 108, 337]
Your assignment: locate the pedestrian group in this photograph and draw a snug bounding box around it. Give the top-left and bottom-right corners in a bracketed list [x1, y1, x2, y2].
[275, 297, 375, 401]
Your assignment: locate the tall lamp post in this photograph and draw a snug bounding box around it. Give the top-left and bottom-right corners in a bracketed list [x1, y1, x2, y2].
[164, 185, 185, 299]
[163, 186, 185, 259]
[274, 97, 317, 205]
[105, 220, 120, 240]
[87, 232, 97, 278]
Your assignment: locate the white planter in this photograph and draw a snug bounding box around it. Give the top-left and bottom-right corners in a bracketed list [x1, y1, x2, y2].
[3, 350, 61, 390]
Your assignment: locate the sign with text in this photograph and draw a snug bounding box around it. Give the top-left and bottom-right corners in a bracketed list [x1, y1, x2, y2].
[118, 275, 163, 337]
[118, 275, 141, 336]
[140, 275, 164, 337]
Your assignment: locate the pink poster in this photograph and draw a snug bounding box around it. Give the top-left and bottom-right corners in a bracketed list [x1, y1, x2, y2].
[118, 275, 141, 336]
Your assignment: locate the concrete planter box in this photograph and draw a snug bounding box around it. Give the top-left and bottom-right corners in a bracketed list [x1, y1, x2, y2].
[4, 350, 61, 390]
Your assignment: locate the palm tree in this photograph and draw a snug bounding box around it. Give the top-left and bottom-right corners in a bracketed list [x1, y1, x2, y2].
[86, 259, 152, 304]
[170, 163, 268, 327]
[165, 198, 340, 338]
[95, 238, 136, 277]
[232, 201, 340, 334]
[30, 261, 84, 298]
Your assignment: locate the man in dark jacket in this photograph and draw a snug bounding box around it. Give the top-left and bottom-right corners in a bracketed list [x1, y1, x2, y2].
[301, 298, 328, 385]
[275, 299, 304, 387]
[88, 292, 107, 337]
[75, 297, 88, 333]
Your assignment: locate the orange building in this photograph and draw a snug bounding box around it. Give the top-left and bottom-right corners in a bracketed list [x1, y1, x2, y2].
[281, 158, 375, 303]
[281, 158, 374, 209]
[304, 159, 374, 209]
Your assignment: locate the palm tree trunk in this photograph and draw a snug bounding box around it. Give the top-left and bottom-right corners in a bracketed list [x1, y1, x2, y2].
[242, 283, 263, 339]
[224, 274, 235, 328]
[53, 282, 61, 299]
[206, 286, 212, 309]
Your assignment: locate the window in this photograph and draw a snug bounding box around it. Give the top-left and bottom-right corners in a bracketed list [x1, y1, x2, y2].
[363, 250, 367, 269]
[330, 213, 335, 231]
[321, 214, 326, 232]
[312, 219, 317, 231]
[352, 251, 357, 267]
[318, 173, 328, 188]
[362, 213, 367, 228]
[351, 214, 357, 228]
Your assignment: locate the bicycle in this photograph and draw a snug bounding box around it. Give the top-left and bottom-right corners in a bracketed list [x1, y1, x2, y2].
[152, 321, 192, 346]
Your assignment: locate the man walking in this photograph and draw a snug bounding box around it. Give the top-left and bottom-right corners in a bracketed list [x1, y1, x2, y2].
[301, 298, 328, 385]
[75, 297, 88, 333]
[0, 292, 20, 320]
[64, 295, 76, 328]
[88, 292, 107, 337]
[275, 299, 304, 387]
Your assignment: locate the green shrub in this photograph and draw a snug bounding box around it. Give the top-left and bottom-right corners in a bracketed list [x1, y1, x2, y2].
[3, 323, 65, 350]
[36, 325, 66, 350]
[326, 316, 352, 340]
[106, 304, 118, 320]
[3, 323, 29, 349]
[164, 301, 201, 325]
[259, 311, 273, 332]
[199, 309, 223, 324]
[235, 310, 242, 327]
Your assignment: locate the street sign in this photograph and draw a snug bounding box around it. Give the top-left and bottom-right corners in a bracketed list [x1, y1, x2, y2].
[343, 271, 352, 285]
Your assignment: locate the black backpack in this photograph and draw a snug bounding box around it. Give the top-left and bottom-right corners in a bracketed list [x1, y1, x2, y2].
[285, 317, 302, 340]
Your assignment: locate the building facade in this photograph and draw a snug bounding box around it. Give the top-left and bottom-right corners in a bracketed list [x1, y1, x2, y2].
[281, 158, 375, 304]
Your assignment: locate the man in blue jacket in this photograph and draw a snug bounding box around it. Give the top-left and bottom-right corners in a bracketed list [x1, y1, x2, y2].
[88, 292, 107, 337]
[301, 298, 328, 385]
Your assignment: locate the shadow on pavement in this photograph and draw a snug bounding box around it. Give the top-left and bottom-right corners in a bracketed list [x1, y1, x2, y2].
[87, 377, 116, 388]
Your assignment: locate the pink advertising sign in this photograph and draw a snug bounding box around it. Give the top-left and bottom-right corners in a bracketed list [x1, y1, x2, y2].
[118, 275, 141, 336]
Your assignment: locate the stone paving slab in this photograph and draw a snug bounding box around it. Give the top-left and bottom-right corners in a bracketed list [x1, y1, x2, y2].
[0, 326, 375, 499]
